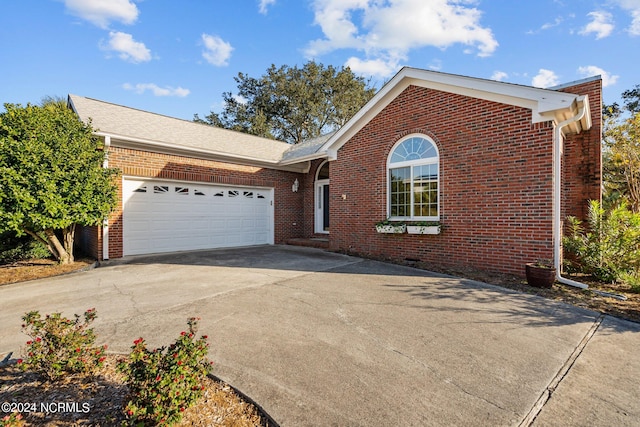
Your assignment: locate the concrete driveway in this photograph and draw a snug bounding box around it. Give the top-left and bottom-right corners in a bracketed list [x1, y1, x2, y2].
[1, 245, 638, 426]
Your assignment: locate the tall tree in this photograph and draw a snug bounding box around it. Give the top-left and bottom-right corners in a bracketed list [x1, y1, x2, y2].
[0, 101, 119, 264]
[603, 85, 640, 211]
[195, 61, 376, 144]
[621, 84, 640, 114]
[604, 111, 640, 212]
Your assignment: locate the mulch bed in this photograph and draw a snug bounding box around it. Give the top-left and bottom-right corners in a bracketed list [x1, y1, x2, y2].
[0, 355, 267, 426]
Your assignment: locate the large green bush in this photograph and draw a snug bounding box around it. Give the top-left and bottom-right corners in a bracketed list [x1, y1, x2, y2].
[564, 200, 640, 290]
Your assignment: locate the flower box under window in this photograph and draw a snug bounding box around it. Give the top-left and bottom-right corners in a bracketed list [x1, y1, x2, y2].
[375, 224, 407, 234]
[407, 225, 441, 235]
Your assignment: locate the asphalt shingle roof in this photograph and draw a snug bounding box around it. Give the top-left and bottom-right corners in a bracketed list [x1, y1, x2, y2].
[69, 94, 295, 163]
[281, 131, 335, 163]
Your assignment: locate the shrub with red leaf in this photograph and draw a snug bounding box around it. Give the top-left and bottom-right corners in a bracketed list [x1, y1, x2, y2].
[117, 317, 212, 426]
[19, 309, 106, 380]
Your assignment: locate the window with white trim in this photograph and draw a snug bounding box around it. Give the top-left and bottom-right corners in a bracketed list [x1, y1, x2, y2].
[388, 135, 439, 220]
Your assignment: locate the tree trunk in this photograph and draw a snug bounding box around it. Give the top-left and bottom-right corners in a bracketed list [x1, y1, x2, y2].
[23, 227, 75, 264]
[43, 228, 72, 264]
[63, 225, 76, 264]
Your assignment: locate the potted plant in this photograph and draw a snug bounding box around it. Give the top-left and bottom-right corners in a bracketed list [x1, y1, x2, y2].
[375, 219, 406, 234]
[525, 260, 556, 288]
[407, 221, 441, 235]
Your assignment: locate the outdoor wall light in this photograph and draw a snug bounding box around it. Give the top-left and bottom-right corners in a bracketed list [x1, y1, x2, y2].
[292, 178, 299, 192]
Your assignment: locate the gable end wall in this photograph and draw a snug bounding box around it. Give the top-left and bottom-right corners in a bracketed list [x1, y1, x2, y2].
[330, 85, 564, 276]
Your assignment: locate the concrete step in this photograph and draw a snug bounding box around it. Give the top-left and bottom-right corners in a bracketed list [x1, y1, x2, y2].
[286, 237, 329, 249]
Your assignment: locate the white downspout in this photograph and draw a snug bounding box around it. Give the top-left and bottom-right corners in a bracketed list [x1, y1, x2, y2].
[553, 102, 588, 289]
[102, 136, 110, 260]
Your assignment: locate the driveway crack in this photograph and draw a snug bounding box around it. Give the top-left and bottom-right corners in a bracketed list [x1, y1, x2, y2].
[518, 314, 605, 427]
[111, 281, 142, 316]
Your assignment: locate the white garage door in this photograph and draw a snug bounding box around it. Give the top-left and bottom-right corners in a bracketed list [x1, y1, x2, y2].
[123, 179, 274, 256]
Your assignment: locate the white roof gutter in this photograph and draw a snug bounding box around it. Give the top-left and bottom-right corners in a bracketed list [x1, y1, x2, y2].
[553, 99, 588, 289]
[553, 103, 627, 300]
[94, 131, 308, 173]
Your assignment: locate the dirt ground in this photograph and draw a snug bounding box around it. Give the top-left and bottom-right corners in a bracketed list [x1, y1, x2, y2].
[0, 355, 266, 426]
[0, 258, 95, 286]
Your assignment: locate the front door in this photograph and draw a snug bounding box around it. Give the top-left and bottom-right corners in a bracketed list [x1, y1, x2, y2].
[315, 161, 330, 234]
[315, 182, 330, 233]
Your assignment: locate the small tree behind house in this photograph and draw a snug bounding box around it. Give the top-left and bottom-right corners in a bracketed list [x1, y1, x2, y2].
[0, 101, 118, 264]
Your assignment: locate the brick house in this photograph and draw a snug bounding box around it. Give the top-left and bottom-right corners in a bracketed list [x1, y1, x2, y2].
[70, 67, 601, 277]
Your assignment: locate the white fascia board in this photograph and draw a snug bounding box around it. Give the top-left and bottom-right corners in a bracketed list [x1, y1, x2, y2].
[319, 74, 409, 154]
[278, 151, 328, 165]
[402, 67, 578, 112]
[98, 131, 309, 173]
[321, 67, 584, 154]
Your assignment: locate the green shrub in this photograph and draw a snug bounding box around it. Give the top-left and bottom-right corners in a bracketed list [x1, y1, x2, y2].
[619, 271, 640, 293]
[564, 200, 640, 286]
[0, 231, 50, 264]
[18, 308, 107, 380]
[118, 317, 213, 426]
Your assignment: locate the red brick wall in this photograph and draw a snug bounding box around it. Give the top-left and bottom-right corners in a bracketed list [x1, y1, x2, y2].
[327, 84, 584, 276]
[76, 225, 100, 260]
[98, 147, 304, 259]
[559, 79, 603, 221]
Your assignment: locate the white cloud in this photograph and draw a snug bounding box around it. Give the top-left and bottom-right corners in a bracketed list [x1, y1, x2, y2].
[579, 11, 615, 39]
[428, 59, 443, 71]
[305, 0, 498, 78]
[259, 0, 276, 14]
[491, 71, 508, 81]
[123, 83, 190, 97]
[527, 15, 567, 34]
[612, 0, 640, 35]
[63, 0, 138, 28]
[632, 9, 640, 35]
[103, 31, 151, 63]
[541, 16, 565, 31]
[532, 69, 560, 88]
[345, 56, 399, 78]
[577, 65, 619, 87]
[201, 34, 233, 66]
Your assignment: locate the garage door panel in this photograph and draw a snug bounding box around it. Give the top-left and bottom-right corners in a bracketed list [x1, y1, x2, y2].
[123, 179, 274, 256]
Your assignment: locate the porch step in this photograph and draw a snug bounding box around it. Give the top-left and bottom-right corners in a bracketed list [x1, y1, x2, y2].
[286, 237, 330, 249]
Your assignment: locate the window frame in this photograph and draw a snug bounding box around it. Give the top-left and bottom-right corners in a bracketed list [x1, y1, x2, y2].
[386, 134, 440, 222]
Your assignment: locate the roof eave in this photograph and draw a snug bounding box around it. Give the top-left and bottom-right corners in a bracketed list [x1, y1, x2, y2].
[278, 151, 329, 166]
[320, 67, 589, 156]
[98, 131, 309, 173]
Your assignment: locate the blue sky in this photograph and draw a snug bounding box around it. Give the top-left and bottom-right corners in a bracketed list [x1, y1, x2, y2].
[1, 0, 638, 121]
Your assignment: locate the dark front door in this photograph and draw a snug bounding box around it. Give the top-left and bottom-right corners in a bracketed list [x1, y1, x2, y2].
[322, 183, 330, 231]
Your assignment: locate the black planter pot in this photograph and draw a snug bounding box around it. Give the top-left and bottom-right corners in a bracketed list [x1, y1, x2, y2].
[525, 264, 556, 288]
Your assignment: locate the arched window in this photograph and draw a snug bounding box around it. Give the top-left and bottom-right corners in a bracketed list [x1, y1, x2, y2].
[387, 135, 439, 220]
